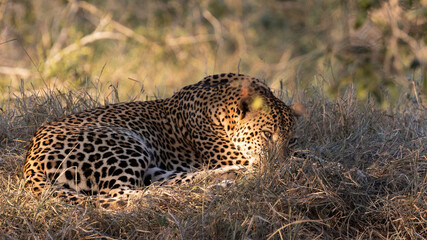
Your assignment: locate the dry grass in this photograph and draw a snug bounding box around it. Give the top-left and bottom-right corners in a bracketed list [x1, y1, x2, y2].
[0, 81, 425, 239]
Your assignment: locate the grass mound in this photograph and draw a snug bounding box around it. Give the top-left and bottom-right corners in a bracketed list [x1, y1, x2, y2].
[0, 85, 425, 239]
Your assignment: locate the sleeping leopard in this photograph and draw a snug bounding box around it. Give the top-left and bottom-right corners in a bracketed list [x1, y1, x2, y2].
[23, 73, 299, 207]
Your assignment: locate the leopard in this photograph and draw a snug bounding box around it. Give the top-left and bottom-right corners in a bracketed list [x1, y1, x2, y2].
[23, 73, 299, 208]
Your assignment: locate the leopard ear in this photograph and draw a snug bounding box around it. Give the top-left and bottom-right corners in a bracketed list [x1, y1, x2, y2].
[239, 86, 251, 120]
[290, 102, 306, 118]
[238, 97, 250, 120]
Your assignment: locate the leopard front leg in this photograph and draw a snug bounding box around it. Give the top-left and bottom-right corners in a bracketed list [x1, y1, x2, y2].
[191, 128, 254, 169]
[144, 165, 245, 186]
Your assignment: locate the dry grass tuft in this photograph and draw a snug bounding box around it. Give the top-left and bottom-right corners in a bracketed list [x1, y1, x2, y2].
[0, 84, 425, 239]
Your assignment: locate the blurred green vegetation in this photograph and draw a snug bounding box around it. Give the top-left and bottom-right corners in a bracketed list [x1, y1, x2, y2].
[0, 0, 425, 105]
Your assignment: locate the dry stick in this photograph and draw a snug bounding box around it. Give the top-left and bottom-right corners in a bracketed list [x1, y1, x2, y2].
[0, 38, 17, 46]
[47, 1, 79, 62]
[385, 1, 425, 71]
[165, 34, 216, 47]
[77, 1, 159, 48]
[42, 1, 158, 76]
[386, 1, 424, 54]
[0, 66, 32, 78]
[202, 9, 223, 47]
[44, 31, 124, 71]
[78, 1, 216, 49]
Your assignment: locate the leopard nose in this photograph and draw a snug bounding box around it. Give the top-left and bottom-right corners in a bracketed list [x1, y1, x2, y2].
[281, 144, 294, 159]
[272, 133, 280, 142]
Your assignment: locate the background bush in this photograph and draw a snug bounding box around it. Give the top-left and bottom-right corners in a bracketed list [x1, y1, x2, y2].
[1, 0, 425, 105]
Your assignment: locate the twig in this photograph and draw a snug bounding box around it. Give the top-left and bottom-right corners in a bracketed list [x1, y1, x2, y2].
[44, 31, 124, 71]
[47, 1, 79, 61]
[165, 34, 216, 46]
[385, 1, 425, 64]
[0, 66, 32, 77]
[0, 38, 17, 46]
[202, 10, 223, 46]
[77, 1, 159, 48]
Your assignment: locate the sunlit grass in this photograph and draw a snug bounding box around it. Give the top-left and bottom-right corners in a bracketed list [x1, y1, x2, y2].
[0, 78, 425, 239]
